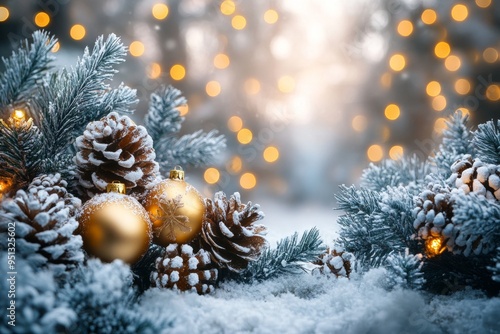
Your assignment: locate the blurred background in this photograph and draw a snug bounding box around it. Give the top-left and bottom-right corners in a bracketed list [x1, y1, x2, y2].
[1, 0, 499, 238]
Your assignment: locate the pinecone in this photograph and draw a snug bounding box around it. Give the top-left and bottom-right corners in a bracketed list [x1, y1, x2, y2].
[198, 191, 267, 273]
[150, 244, 217, 294]
[448, 155, 500, 201]
[28, 173, 81, 215]
[75, 112, 159, 199]
[313, 246, 354, 278]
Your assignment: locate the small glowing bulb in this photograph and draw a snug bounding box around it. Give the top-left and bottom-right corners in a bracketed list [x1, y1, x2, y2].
[434, 42, 450, 59]
[264, 9, 279, 24]
[263, 146, 280, 163]
[451, 4, 468, 22]
[426, 81, 441, 97]
[384, 104, 400, 120]
[220, 0, 236, 15]
[454, 78, 471, 95]
[445, 55, 461, 71]
[476, 0, 491, 8]
[367, 145, 383, 162]
[432, 95, 447, 111]
[389, 146, 404, 160]
[170, 64, 186, 81]
[51, 41, 60, 53]
[206, 80, 221, 97]
[0, 6, 9, 22]
[240, 173, 257, 190]
[129, 41, 145, 57]
[237, 128, 253, 144]
[13, 109, 26, 121]
[152, 3, 169, 20]
[70, 24, 86, 40]
[421, 9, 437, 25]
[34, 12, 50, 28]
[228, 116, 243, 132]
[486, 85, 500, 101]
[397, 20, 413, 37]
[204, 168, 220, 184]
[389, 54, 406, 71]
[214, 53, 230, 69]
[232, 15, 247, 30]
[426, 237, 445, 257]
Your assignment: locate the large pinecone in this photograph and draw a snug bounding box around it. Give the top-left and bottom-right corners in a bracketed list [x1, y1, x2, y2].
[313, 246, 354, 278]
[198, 192, 267, 273]
[28, 173, 81, 216]
[75, 112, 159, 199]
[150, 244, 218, 294]
[0, 177, 84, 273]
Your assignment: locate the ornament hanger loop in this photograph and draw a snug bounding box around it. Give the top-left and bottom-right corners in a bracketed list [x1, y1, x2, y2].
[170, 166, 185, 180]
[106, 180, 127, 194]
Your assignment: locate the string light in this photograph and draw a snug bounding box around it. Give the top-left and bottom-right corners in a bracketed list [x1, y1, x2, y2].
[454, 78, 471, 95]
[227, 156, 242, 173]
[486, 84, 500, 101]
[426, 81, 441, 97]
[244, 78, 261, 95]
[397, 20, 413, 37]
[389, 146, 404, 160]
[148, 62, 162, 79]
[444, 55, 461, 71]
[240, 173, 257, 190]
[352, 115, 367, 132]
[367, 145, 383, 162]
[34, 12, 50, 27]
[12, 109, 26, 122]
[483, 47, 498, 63]
[220, 0, 236, 15]
[434, 41, 450, 59]
[204, 168, 220, 184]
[152, 3, 169, 20]
[434, 118, 447, 133]
[206, 80, 221, 97]
[177, 105, 189, 116]
[263, 146, 280, 163]
[278, 75, 295, 93]
[389, 54, 405, 71]
[384, 104, 400, 120]
[214, 53, 230, 69]
[170, 64, 186, 80]
[264, 9, 279, 24]
[425, 237, 445, 257]
[0, 6, 9, 22]
[237, 128, 253, 144]
[129, 41, 145, 57]
[51, 42, 60, 53]
[228, 116, 243, 132]
[432, 95, 447, 111]
[421, 9, 437, 25]
[451, 4, 468, 22]
[70, 24, 86, 40]
[232, 15, 247, 30]
[476, 0, 491, 8]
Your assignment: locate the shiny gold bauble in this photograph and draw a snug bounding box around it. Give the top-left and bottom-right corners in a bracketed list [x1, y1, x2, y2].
[144, 171, 205, 246]
[78, 192, 152, 264]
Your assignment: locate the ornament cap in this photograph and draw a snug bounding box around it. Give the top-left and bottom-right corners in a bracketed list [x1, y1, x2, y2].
[169, 166, 185, 180]
[107, 181, 126, 194]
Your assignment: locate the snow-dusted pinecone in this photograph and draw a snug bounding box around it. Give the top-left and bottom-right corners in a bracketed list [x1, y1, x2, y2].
[198, 192, 267, 273]
[448, 155, 500, 201]
[75, 112, 159, 199]
[28, 173, 81, 215]
[313, 246, 354, 278]
[0, 184, 84, 273]
[151, 244, 217, 294]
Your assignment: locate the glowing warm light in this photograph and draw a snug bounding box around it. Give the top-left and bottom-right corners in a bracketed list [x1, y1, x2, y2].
[34, 12, 50, 28]
[432, 95, 447, 111]
[425, 237, 445, 257]
[206, 80, 221, 97]
[177, 105, 189, 116]
[70, 24, 86, 40]
[220, 0, 236, 15]
[382, 127, 391, 142]
[264, 9, 279, 24]
[237, 128, 253, 144]
[263, 146, 280, 163]
[445, 55, 461, 71]
[434, 42, 450, 59]
[380, 73, 392, 88]
[483, 47, 498, 63]
[421, 9, 437, 25]
[456, 107, 470, 117]
[148, 63, 162, 79]
[12, 109, 26, 122]
[204, 168, 220, 184]
[454, 78, 471, 95]
[129, 41, 145, 57]
[397, 20, 413, 37]
[389, 54, 405, 71]
[367, 145, 383, 162]
[170, 64, 186, 81]
[232, 15, 247, 30]
[214, 53, 230, 69]
[476, 0, 491, 8]
[240, 173, 257, 190]
[228, 116, 243, 132]
[0, 7, 9, 22]
[52, 42, 60, 53]
[434, 118, 448, 133]
[486, 84, 500, 101]
[389, 146, 404, 160]
[384, 104, 400, 121]
[244, 78, 261, 95]
[426, 81, 441, 97]
[352, 115, 367, 132]
[451, 4, 468, 22]
[227, 156, 242, 173]
[278, 75, 295, 93]
[152, 3, 169, 20]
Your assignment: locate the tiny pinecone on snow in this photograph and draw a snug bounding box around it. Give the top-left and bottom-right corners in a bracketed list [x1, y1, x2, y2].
[198, 191, 268, 273]
[151, 244, 218, 294]
[0, 175, 83, 272]
[448, 154, 500, 201]
[75, 112, 159, 199]
[313, 246, 354, 278]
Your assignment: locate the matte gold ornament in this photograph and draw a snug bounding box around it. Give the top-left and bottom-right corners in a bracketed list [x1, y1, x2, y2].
[144, 166, 205, 246]
[78, 182, 152, 264]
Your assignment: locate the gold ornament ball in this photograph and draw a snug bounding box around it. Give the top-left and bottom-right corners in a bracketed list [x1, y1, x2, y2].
[144, 171, 205, 247]
[78, 193, 152, 264]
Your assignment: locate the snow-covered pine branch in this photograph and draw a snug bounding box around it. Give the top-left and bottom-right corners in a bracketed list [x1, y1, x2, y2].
[473, 119, 500, 165]
[385, 249, 425, 290]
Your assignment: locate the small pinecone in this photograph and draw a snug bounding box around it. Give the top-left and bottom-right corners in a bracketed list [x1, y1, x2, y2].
[448, 154, 500, 201]
[199, 191, 268, 273]
[28, 173, 81, 215]
[75, 112, 159, 199]
[150, 244, 218, 294]
[313, 246, 354, 278]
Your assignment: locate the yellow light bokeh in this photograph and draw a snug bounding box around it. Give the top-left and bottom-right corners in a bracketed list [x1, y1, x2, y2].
[52, 41, 60, 53]
[367, 145, 383, 162]
[240, 173, 257, 190]
[264, 9, 279, 24]
[214, 53, 230, 69]
[434, 41, 450, 59]
[278, 75, 295, 93]
[220, 0, 236, 15]
[170, 64, 186, 81]
[451, 4, 468, 22]
[232, 15, 247, 30]
[204, 168, 220, 184]
[397, 20, 413, 37]
[476, 0, 491, 8]
[454, 78, 471, 95]
[206, 80, 221, 97]
[421, 9, 437, 25]
[227, 156, 242, 173]
[148, 62, 162, 79]
[456, 107, 470, 117]
[426, 81, 441, 97]
[34, 12, 50, 28]
[444, 55, 461, 71]
[432, 95, 447, 111]
[244, 78, 261, 95]
[13, 109, 26, 121]
[434, 118, 448, 133]
[389, 54, 406, 71]
[152, 3, 169, 20]
[177, 105, 189, 116]
[0, 6, 9, 22]
[228, 116, 243, 132]
[237, 128, 253, 144]
[389, 145, 404, 160]
[483, 47, 498, 63]
[70, 24, 86, 40]
[263, 146, 280, 163]
[352, 115, 367, 132]
[486, 84, 500, 101]
[380, 72, 392, 88]
[384, 104, 400, 120]
[129, 41, 145, 57]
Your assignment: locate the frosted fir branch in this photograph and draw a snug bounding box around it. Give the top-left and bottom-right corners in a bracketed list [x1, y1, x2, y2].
[385, 249, 425, 290]
[473, 119, 500, 165]
[0, 31, 56, 113]
[145, 85, 186, 142]
[488, 247, 500, 282]
[335, 185, 381, 215]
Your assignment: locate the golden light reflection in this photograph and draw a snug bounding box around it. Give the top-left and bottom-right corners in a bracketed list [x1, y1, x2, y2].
[228, 116, 243, 132]
[240, 173, 257, 190]
[426, 81, 441, 97]
[34, 12, 50, 27]
[177, 105, 189, 116]
[204, 168, 220, 184]
[421, 9, 437, 25]
[432, 95, 447, 111]
[451, 4, 468, 22]
[397, 20, 413, 37]
[264, 9, 279, 24]
[0, 7, 9, 22]
[389, 54, 405, 71]
[352, 115, 367, 132]
[389, 146, 404, 160]
[214, 53, 230, 69]
[148, 63, 162, 79]
[206, 80, 221, 97]
[152, 3, 169, 20]
[486, 84, 500, 101]
[220, 0, 236, 15]
[367, 145, 383, 162]
[263, 146, 280, 163]
[384, 104, 400, 120]
[444, 55, 461, 71]
[232, 15, 247, 30]
[170, 64, 186, 81]
[237, 128, 253, 144]
[227, 156, 242, 174]
[70, 24, 86, 40]
[434, 118, 447, 133]
[129, 41, 145, 57]
[454, 78, 471, 95]
[483, 47, 498, 63]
